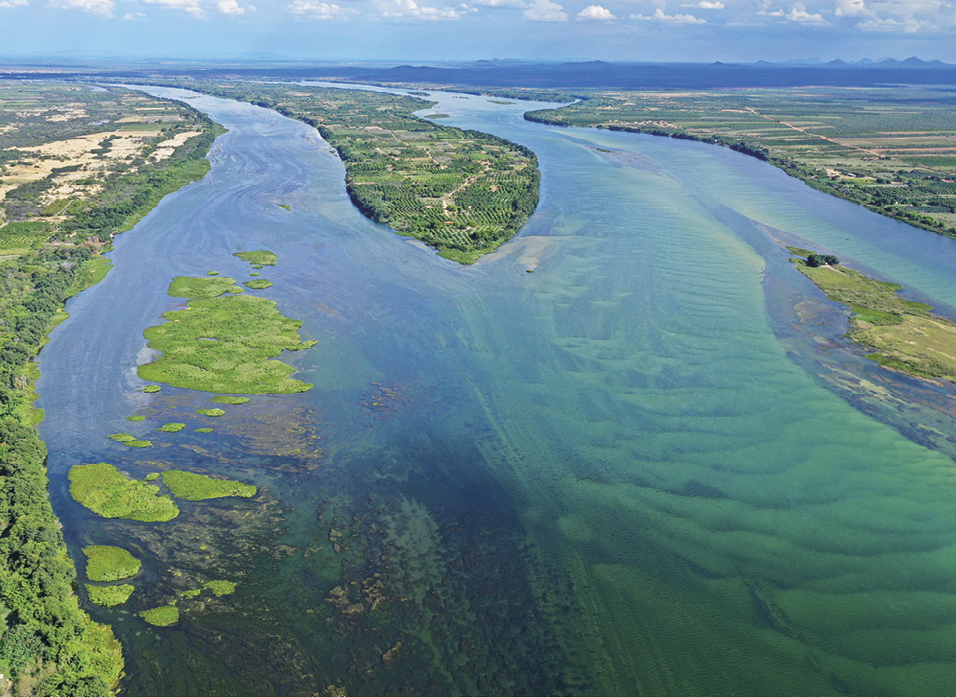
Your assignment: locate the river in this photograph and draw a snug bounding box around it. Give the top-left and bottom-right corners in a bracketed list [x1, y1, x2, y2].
[37, 85, 956, 695]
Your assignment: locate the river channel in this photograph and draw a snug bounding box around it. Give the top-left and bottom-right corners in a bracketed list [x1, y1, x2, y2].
[37, 85, 956, 695]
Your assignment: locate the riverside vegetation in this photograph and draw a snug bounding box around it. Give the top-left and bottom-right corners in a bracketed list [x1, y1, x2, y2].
[789, 247, 956, 381]
[525, 86, 956, 240]
[141, 81, 540, 263]
[0, 82, 223, 696]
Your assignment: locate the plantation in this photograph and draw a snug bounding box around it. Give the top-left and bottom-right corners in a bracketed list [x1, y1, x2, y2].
[68, 462, 180, 522]
[162, 470, 256, 501]
[85, 584, 135, 608]
[158, 83, 540, 263]
[83, 545, 142, 582]
[139, 276, 315, 394]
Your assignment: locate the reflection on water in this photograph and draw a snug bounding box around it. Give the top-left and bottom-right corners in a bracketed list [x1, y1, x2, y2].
[36, 86, 956, 695]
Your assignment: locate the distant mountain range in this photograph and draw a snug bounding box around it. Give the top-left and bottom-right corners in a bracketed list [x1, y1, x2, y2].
[2, 57, 956, 89]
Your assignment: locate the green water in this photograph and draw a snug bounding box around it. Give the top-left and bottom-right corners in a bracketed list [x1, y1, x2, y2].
[39, 88, 956, 695]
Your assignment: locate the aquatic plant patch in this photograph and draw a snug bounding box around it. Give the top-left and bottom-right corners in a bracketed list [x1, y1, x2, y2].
[126, 415, 145, 422]
[84, 545, 142, 582]
[168, 275, 242, 298]
[196, 408, 225, 417]
[244, 279, 273, 289]
[156, 422, 186, 432]
[140, 605, 179, 627]
[138, 289, 314, 394]
[108, 433, 135, 442]
[126, 440, 152, 448]
[234, 250, 277, 266]
[162, 470, 257, 501]
[210, 395, 249, 405]
[69, 462, 179, 522]
[204, 580, 237, 597]
[142, 385, 161, 393]
[195, 427, 213, 433]
[86, 584, 135, 607]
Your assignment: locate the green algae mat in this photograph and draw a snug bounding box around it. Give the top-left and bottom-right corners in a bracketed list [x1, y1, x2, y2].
[83, 545, 141, 582]
[69, 462, 179, 522]
[138, 275, 315, 394]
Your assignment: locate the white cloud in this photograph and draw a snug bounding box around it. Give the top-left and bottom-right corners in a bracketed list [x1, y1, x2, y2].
[472, 0, 526, 6]
[576, 3, 614, 19]
[286, 0, 355, 17]
[380, 0, 465, 19]
[0, 0, 28, 7]
[692, 1, 724, 8]
[857, 15, 925, 31]
[758, 1, 826, 23]
[217, 0, 253, 14]
[834, 0, 870, 17]
[49, 0, 113, 14]
[631, 8, 705, 22]
[523, 0, 567, 21]
[123, 10, 146, 17]
[144, 0, 205, 16]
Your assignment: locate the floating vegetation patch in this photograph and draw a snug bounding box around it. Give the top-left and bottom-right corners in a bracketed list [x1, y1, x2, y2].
[156, 422, 186, 432]
[203, 580, 236, 597]
[126, 440, 152, 448]
[69, 462, 179, 522]
[162, 470, 257, 501]
[211, 395, 249, 405]
[168, 275, 243, 298]
[86, 584, 135, 607]
[179, 589, 202, 598]
[244, 279, 273, 290]
[234, 250, 277, 266]
[207, 270, 219, 275]
[145, 472, 161, 481]
[196, 408, 225, 417]
[84, 545, 142, 581]
[140, 605, 179, 627]
[108, 433, 135, 442]
[126, 415, 146, 422]
[138, 282, 315, 394]
[250, 272, 260, 277]
[195, 427, 213, 433]
[142, 385, 161, 393]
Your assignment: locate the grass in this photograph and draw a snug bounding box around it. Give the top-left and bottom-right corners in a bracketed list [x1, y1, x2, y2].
[86, 584, 135, 608]
[145, 473, 160, 481]
[179, 589, 202, 598]
[211, 396, 249, 405]
[168, 276, 242, 298]
[108, 433, 135, 442]
[204, 580, 237, 597]
[142, 385, 161, 393]
[126, 440, 152, 448]
[234, 250, 277, 266]
[156, 422, 186, 432]
[138, 279, 315, 394]
[126, 415, 146, 422]
[162, 471, 256, 500]
[140, 605, 179, 626]
[83, 545, 142, 581]
[195, 408, 225, 417]
[195, 427, 213, 433]
[69, 462, 179, 522]
[68, 256, 113, 296]
[244, 279, 273, 289]
[791, 251, 956, 381]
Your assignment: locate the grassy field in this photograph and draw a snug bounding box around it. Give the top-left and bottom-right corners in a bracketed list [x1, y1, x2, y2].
[83, 545, 142, 582]
[150, 82, 540, 263]
[526, 86, 956, 239]
[789, 248, 956, 381]
[69, 462, 180, 522]
[139, 272, 315, 394]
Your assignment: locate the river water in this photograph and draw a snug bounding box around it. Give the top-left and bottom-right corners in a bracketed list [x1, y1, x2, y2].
[37, 86, 956, 695]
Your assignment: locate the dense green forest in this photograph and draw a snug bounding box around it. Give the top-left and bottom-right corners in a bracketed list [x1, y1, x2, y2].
[0, 82, 223, 696]
[525, 87, 956, 239]
[141, 81, 540, 263]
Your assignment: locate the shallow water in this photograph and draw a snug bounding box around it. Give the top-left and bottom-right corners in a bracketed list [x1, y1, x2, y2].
[37, 86, 956, 695]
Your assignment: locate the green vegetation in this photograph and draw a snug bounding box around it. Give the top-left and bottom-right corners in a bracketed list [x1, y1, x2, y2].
[244, 279, 273, 289]
[142, 385, 161, 393]
[196, 408, 226, 417]
[204, 580, 237, 597]
[85, 584, 135, 608]
[126, 440, 152, 448]
[525, 86, 956, 239]
[139, 605, 179, 627]
[162, 470, 256, 501]
[234, 250, 277, 266]
[107, 433, 135, 442]
[790, 250, 956, 380]
[179, 588, 202, 598]
[83, 545, 141, 582]
[144, 472, 160, 481]
[195, 427, 213, 433]
[156, 82, 540, 263]
[168, 275, 242, 298]
[68, 462, 179, 522]
[156, 422, 186, 433]
[138, 275, 315, 394]
[126, 414, 145, 422]
[207, 270, 219, 275]
[211, 395, 249, 405]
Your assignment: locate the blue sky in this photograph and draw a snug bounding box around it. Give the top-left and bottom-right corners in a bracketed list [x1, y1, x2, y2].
[2, 0, 956, 63]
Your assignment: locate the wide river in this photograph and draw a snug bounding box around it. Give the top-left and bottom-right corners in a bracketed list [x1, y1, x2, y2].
[38, 86, 956, 696]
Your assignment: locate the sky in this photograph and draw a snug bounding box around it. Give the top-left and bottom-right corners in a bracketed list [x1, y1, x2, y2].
[2, 0, 956, 63]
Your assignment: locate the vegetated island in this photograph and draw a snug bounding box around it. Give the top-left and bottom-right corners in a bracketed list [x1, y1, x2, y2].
[139, 271, 315, 394]
[0, 82, 223, 695]
[789, 247, 956, 381]
[82, 547, 140, 607]
[138, 81, 541, 264]
[525, 86, 956, 240]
